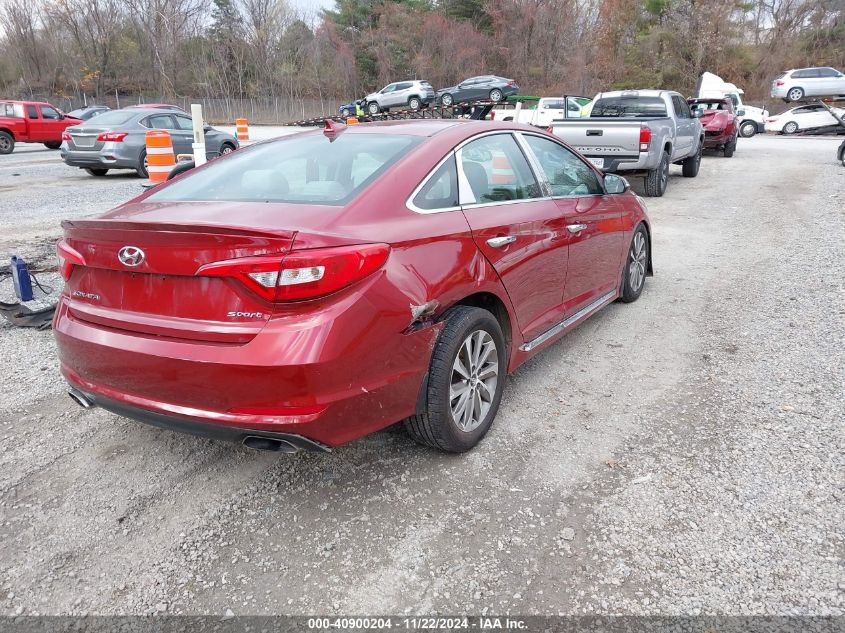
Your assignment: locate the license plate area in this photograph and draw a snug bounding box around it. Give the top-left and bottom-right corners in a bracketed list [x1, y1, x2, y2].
[587, 157, 605, 169]
[72, 135, 96, 148]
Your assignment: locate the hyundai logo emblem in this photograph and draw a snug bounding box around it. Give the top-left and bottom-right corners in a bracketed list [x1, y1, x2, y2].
[118, 246, 145, 267]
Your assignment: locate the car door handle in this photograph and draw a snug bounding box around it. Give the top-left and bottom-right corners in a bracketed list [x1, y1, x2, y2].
[566, 223, 588, 233]
[486, 236, 516, 248]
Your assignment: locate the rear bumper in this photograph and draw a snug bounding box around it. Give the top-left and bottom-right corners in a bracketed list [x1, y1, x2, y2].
[53, 281, 440, 448]
[579, 153, 654, 173]
[70, 386, 330, 452]
[61, 147, 138, 170]
[702, 131, 732, 146]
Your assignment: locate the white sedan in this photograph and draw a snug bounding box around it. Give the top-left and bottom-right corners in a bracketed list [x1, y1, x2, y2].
[765, 104, 845, 134]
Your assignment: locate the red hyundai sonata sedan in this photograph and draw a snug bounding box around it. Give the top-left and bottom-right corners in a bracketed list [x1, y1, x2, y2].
[54, 119, 652, 453]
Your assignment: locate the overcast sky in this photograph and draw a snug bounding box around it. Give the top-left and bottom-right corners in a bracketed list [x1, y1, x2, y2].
[289, 0, 334, 17]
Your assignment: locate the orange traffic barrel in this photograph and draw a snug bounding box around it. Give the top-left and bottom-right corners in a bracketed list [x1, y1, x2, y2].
[145, 130, 175, 185]
[236, 118, 249, 141]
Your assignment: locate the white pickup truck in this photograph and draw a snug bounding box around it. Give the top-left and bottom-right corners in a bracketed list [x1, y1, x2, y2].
[491, 97, 585, 127]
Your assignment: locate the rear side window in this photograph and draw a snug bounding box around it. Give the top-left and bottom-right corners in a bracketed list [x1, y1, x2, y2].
[412, 156, 459, 211]
[459, 134, 541, 204]
[146, 114, 176, 129]
[590, 97, 667, 118]
[672, 96, 692, 118]
[26, 105, 38, 118]
[148, 133, 421, 205]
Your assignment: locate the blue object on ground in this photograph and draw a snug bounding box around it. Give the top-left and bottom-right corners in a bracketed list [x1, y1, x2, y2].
[11, 255, 34, 301]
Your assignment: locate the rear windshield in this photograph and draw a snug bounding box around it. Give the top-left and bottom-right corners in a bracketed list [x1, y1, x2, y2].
[590, 96, 667, 118]
[148, 132, 421, 205]
[81, 110, 136, 126]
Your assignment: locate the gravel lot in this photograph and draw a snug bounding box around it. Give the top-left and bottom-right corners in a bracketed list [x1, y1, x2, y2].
[0, 133, 842, 618]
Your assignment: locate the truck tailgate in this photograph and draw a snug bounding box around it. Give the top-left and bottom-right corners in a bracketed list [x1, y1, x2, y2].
[549, 119, 647, 158]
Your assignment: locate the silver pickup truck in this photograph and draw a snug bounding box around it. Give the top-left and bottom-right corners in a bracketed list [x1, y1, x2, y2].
[548, 89, 704, 197]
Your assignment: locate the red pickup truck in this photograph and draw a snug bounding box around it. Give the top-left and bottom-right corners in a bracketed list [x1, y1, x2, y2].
[0, 100, 82, 155]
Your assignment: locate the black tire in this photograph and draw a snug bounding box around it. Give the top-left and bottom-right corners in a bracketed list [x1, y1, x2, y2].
[367, 101, 380, 115]
[783, 121, 799, 135]
[219, 142, 235, 156]
[405, 306, 506, 452]
[84, 168, 109, 177]
[340, 108, 351, 117]
[44, 141, 62, 150]
[441, 93, 453, 107]
[489, 88, 504, 102]
[136, 149, 148, 178]
[786, 87, 804, 102]
[0, 131, 14, 155]
[739, 121, 757, 138]
[408, 96, 421, 111]
[682, 141, 702, 177]
[619, 224, 649, 303]
[723, 136, 737, 158]
[644, 150, 670, 197]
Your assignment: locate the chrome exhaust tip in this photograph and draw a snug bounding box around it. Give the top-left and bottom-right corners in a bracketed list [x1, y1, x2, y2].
[68, 388, 94, 409]
[242, 436, 299, 453]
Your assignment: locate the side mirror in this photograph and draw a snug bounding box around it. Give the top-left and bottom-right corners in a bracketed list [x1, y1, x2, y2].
[737, 109, 746, 116]
[604, 173, 629, 194]
[203, 124, 213, 132]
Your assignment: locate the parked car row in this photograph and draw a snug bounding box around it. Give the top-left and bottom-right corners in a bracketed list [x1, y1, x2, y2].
[341, 75, 520, 116]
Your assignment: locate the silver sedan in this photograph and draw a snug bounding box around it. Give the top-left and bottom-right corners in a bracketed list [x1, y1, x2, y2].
[61, 108, 238, 177]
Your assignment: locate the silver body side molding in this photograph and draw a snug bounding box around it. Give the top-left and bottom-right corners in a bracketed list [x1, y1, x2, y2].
[519, 291, 617, 352]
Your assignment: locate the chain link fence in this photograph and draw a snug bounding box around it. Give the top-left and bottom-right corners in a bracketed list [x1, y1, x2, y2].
[20, 94, 344, 125]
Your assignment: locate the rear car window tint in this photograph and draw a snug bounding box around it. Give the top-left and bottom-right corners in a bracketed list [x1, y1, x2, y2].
[413, 156, 458, 210]
[590, 96, 667, 117]
[148, 133, 421, 205]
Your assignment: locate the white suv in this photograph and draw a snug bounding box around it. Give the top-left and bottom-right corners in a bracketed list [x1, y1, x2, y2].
[365, 80, 435, 115]
[771, 67, 845, 102]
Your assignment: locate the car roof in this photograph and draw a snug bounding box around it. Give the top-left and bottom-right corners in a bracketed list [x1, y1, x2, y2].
[0, 100, 53, 106]
[323, 119, 550, 138]
[595, 89, 674, 98]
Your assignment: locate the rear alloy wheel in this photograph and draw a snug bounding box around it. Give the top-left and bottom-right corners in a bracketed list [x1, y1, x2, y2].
[84, 168, 109, 177]
[644, 150, 670, 197]
[136, 150, 149, 178]
[219, 143, 235, 155]
[408, 97, 421, 111]
[682, 141, 702, 177]
[620, 225, 649, 303]
[489, 88, 504, 102]
[367, 101, 380, 115]
[405, 306, 506, 452]
[783, 121, 799, 135]
[786, 87, 804, 102]
[44, 141, 62, 150]
[441, 93, 453, 107]
[739, 121, 757, 138]
[0, 131, 14, 155]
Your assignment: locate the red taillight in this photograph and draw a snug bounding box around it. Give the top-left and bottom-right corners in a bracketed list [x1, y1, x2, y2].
[56, 239, 85, 280]
[639, 126, 651, 152]
[96, 132, 128, 142]
[776, 81, 785, 86]
[506, 81, 515, 86]
[61, 131, 71, 141]
[196, 244, 390, 303]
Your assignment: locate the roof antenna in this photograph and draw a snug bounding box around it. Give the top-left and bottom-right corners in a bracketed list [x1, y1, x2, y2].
[323, 118, 347, 141]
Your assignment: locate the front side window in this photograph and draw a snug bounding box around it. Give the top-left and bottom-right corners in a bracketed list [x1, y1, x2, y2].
[41, 106, 61, 120]
[412, 155, 459, 211]
[381, 84, 396, 94]
[523, 135, 602, 197]
[148, 132, 420, 205]
[459, 134, 541, 204]
[174, 116, 194, 131]
[26, 105, 38, 118]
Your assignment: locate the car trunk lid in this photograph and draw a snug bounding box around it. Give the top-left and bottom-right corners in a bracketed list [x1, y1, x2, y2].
[61, 218, 295, 343]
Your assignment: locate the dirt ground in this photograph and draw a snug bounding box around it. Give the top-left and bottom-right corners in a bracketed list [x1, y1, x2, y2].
[0, 134, 842, 617]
